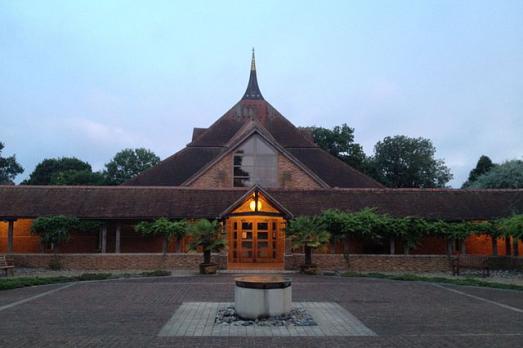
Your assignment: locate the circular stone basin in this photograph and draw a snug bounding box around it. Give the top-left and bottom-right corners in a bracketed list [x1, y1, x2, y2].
[234, 275, 292, 320]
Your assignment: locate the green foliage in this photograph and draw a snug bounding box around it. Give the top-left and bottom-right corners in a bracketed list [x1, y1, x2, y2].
[31, 216, 102, 250]
[287, 216, 331, 249]
[75, 220, 103, 233]
[342, 272, 523, 291]
[22, 157, 95, 185]
[319, 209, 348, 240]
[306, 124, 368, 172]
[104, 148, 160, 185]
[320, 209, 427, 251]
[49, 169, 107, 185]
[473, 220, 502, 238]
[140, 270, 171, 277]
[187, 219, 226, 253]
[391, 217, 428, 251]
[0, 276, 72, 290]
[136, 218, 187, 254]
[370, 135, 453, 188]
[76, 273, 113, 281]
[136, 218, 187, 241]
[498, 215, 523, 239]
[0, 271, 173, 291]
[462, 155, 496, 188]
[31, 215, 78, 249]
[0, 142, 24, 184]
[468, 160, 523, 189]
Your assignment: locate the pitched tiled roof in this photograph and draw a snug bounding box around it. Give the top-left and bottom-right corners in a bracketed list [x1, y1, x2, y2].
[125, 147, 223, 186]
[1, 186, 521, 221]
[287, 148, 384, 188]
[188, 100, 317, 148]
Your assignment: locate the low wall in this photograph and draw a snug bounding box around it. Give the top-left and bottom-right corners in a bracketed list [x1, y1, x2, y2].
[8, 253, 227, 271]
[8, 253, 518, 273]
[285, 254, 453, 272]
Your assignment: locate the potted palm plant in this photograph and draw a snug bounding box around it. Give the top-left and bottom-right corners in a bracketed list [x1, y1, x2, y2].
[188, 219, 226, 274]
[287, 216, 330, 274]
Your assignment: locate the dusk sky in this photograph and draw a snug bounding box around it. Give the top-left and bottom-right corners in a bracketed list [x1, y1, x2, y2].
[1, 0, 522, 187]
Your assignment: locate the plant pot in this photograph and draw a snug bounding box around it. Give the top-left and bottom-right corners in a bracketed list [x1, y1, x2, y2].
[300, 264, 319, 275]
[199, 263, 218, 274]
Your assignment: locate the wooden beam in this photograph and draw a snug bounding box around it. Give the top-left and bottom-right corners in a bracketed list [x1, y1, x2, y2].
[7, 220, 14, 253]
[115, 224, 121, 253]
[101, 224, 107, 253]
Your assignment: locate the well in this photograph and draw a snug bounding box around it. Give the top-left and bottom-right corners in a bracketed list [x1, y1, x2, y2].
[234, 275, 292, 319]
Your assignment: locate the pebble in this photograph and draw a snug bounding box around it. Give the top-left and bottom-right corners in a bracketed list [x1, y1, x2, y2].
[215, 306, 317, 327]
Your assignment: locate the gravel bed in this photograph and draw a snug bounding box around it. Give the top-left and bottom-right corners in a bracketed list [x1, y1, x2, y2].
[215, 305, 317, 327]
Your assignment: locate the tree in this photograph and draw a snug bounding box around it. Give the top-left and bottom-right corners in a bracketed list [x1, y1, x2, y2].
[187, 219, 226, 274]
[104, 148, 160, 185]
[462, 155, 496, 188]
[135, 218, 187, 254]
[287, 216, 330, 273]
[468, 160, 523, 189]
[0, 142, 24, 184]
[49, 169, 107, 185]
[31, 215, 78, 251]
[305, 124, 368, 172]
[370, 135, 452, 188]
[498, 215, 523, 257]
[23, 157, 93, 185]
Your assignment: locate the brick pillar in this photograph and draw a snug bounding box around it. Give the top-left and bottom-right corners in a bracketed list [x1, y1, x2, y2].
[115, 224, 121, 253]
[7, 220, 15, 253]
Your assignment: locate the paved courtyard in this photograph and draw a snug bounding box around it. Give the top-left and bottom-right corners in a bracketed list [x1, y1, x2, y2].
[0, 274, 522, 347]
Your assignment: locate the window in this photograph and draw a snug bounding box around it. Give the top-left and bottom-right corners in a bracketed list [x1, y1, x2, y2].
[233, 135, 278, 187]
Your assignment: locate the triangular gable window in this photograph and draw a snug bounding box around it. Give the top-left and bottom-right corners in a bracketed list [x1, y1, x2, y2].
[232, 191, 281, 214]
[233, 135, 278, 188]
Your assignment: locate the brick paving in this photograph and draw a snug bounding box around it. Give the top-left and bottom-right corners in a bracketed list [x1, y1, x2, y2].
[159, 302, 375, 336]
[0, 274, 522, 347]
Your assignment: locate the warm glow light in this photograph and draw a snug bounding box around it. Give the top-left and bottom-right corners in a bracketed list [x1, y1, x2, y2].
[249, 200, 262, 211]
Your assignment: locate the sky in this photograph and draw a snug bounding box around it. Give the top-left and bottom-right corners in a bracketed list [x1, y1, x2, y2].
[1, 0, 522, 187]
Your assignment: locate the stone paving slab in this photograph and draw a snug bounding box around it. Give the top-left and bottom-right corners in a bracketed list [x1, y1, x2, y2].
[159, 302, 376, 337]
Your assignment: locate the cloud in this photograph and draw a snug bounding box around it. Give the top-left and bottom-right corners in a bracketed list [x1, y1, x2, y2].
[64, 117, 149, 147]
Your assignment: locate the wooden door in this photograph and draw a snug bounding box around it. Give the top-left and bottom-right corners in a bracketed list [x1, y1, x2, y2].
[228, 217, 284, 265]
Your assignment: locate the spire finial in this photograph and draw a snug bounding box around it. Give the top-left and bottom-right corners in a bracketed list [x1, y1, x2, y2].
[242, 48, 263, 100]
[251, 48, 256, 71]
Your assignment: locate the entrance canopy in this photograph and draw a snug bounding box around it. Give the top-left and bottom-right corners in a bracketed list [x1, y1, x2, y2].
[218, 185, 293, 219]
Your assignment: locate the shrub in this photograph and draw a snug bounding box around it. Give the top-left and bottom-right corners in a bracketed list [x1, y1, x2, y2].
[140, 270, 171, 277]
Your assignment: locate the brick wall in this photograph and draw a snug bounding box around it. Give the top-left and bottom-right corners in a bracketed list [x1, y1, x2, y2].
[7, 252, 523, 273]
[277, 154, 321, 189]
[9, 253, 227, 271]
[285, 254, 453, 272]
[190, 154, 232, 188]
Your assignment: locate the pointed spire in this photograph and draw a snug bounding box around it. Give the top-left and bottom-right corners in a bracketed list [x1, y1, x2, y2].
[250, 48, 256, 71]
[242, 48, 263, 100]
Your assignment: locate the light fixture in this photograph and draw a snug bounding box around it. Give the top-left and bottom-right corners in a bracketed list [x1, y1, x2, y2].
[249, 199, 262, 211]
